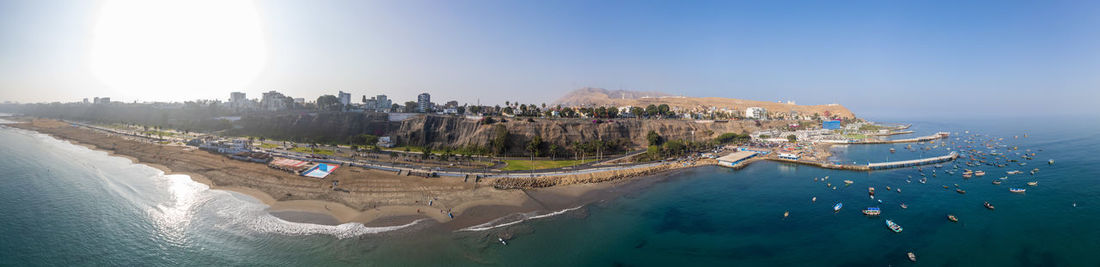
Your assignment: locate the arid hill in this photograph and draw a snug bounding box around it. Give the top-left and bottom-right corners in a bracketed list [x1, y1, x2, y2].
[552, 87, 857, 119]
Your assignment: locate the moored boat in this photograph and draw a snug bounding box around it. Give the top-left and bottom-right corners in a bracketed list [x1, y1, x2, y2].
[868, 187, 875, 196]
[984, 202, 995, 210]
[908, 252, 917, 262]
[992, 180, 1002, 185]
[975, 170, 986, 176]
[1010, 188, 1026, 193]
[900, 203, 908, 209]
[886, 219, 903, 233]
[833, 203, 843, 212]
[947, 214, 958, 222]
[862, 207, 881, 216]
[844, 180, 853, 185]
[1027, 181, 1038, 186]
[956, 188, 966, 194]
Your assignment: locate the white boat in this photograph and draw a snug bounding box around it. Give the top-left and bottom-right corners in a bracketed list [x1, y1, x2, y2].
[833, 203, 843, 212]
[499, 237, 507, 245]
[1010, 188, 1026, 193]
[1027, 181, 1038, 186]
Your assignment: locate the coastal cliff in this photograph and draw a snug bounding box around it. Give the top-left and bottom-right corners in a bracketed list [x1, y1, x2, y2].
[390, 115, 790, 153]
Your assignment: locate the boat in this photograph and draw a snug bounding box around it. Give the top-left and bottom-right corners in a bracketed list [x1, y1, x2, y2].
[900, 203, 908, 209]
[956, 188, 966, 194]
[975, 170, 986, 176]
[1027, 181, 1038, 186]
[885, 219, 903, 233]
[812, 196, 817, 202]
[1010, 188, 1026, 193]
[1007, 170, 1022, 175]
[844, 180, 853, 185]
[886, 186, 892, 191]
[984, 202, 995, 210]
[499, 237, 507, 245]
[890, 148, 896, 153]
[919, 178, 927, 184]
[862, 207, 881, 216]
[1049, 159, 1054, 165]
[908, 252, 917, 262]
[784, 211, 790, 218]
[962, 173, 972, 179]
[833, 203, 843, 212]
[947, 214, 958, 222]
[992, 180, 1002, 185]
[868, 187, 875, 196]
[942, 185, 950, 189]
[896, 188, 901, 193]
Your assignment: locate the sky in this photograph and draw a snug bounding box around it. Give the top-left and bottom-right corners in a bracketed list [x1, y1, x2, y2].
[1, 0, 1099, 117]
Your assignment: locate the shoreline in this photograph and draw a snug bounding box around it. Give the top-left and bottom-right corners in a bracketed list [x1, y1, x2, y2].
[3, 118, 702, 231]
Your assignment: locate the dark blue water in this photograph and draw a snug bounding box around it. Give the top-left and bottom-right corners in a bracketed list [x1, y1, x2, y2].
[2, 116, 1099, 266]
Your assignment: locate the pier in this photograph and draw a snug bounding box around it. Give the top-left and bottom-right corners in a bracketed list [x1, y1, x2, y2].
[769, 151, 958, 171]
[843, 132, 950, 144]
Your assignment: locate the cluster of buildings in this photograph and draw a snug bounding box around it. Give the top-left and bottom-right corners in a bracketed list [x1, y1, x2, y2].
[80, 97, 112, 104]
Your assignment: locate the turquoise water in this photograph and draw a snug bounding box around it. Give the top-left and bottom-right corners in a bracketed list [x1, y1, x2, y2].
[2, 117, 1099, 266]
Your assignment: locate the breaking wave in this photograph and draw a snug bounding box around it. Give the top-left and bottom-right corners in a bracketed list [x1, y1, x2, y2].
[457, 205, 585, 232]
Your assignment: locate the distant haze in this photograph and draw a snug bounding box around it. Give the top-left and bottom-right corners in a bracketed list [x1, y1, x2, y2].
[1, 0, 1099, 117]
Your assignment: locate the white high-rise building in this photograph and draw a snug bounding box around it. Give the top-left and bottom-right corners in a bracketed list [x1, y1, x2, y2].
[745, 107, 767, 120]
[338, 91, 351, 108]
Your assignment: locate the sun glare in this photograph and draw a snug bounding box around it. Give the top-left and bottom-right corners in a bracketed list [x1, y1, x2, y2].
[90, 0, 266, 101]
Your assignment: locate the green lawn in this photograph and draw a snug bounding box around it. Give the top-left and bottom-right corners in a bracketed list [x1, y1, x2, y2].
[290, 147, 335, 156]
[501, 159, 595, 171]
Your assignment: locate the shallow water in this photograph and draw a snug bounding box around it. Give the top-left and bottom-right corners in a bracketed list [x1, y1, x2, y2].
[1, 116, 1098, 266]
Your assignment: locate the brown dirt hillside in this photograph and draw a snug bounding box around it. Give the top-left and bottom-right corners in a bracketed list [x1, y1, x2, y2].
[391, 115, 791, 153]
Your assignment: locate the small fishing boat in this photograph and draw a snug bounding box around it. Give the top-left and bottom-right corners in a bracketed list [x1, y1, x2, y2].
[862, 207, 881, 216]
[844, 180, 853, 185]
[1049, 159, 1054, 165]
[1027, 181, 1038, 186]
[1010, 188, 1026, 193]
[886, 219, 903, 233]
[886, 186, 892, 191]
[942, 185, 950, 189]
[499, 237, 507, 245]
[896, 188, 901, 193]
[992, 180, 1002, 185]
[833, 203, 843, 212]
[919, 178, 927, 184]
[984, 202, 995, 210]
[868, 187, 875, 196]
[900, 203, 908, 209]
[962, 173, 972, 179]
[1007, 170, 1022, 175]
[890, 148, 896, 153]
[812, 196, 817, 202]
[975, 170, 986, 176]
[947, 214, 958, 222]
[908, 252, 917, 262]
[784, 211, 790, 218]
[956, 188, 966, 194]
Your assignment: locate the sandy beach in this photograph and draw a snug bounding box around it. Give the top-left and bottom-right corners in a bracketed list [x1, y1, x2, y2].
[6, 118, 691, 229]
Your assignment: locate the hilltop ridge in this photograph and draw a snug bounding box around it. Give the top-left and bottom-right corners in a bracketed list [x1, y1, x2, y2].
[552, 87, 856, 119]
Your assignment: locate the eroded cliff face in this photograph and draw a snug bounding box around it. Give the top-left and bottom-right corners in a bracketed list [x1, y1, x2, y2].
[391, 115, 791, 152]
[232, 112, 394, 143]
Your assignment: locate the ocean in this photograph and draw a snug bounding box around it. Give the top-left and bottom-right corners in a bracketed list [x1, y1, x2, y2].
[1, 116, 1098, 266]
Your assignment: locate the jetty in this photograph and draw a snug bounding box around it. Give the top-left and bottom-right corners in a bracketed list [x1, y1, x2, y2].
[867, 151, 958, 170]
[821, 132, 949, 144]
[768, 151, 958, 171]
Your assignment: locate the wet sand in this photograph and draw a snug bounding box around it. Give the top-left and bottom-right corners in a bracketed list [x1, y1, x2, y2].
[6, 118, 700, 230]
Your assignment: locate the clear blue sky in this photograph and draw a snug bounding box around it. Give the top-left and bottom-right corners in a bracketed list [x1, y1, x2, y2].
[1, 0, 1098, 117]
